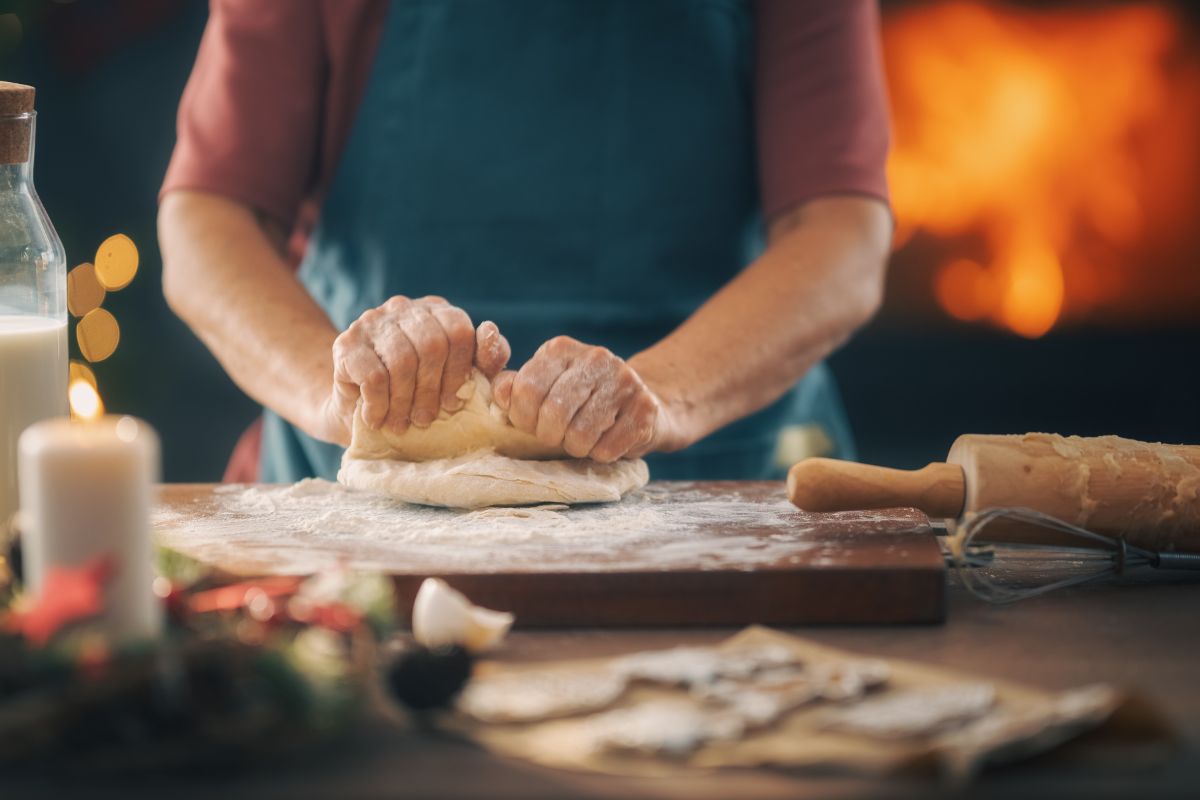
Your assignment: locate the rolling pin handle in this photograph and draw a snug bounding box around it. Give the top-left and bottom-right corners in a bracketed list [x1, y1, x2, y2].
[787, 458, 966, 519]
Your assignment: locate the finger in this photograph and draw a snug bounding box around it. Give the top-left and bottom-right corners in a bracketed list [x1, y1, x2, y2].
[332, 375, 361, 427]
[535, 364, 600, 447]
[492, 370, 517, 410]
[474, 320, 511, 379]
[508, 338, 576, 433]
[318, 393, 353, 448]
[398, 307, 450, 427]
[428, 304, 475, 411]
[381, 295, 414, 314]
[562, 379, 625, 458]
[371, 324, 418, 433]
[591, 394, 657, 462]
[335, 340, 391, 430]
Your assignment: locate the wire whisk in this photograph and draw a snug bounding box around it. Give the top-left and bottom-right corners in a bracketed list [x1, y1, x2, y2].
[947, 507, 1200, 604]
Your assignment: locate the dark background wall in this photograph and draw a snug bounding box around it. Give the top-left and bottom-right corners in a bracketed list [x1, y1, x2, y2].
[1, 1, 258, 481]
[1, 0, 1197, 480]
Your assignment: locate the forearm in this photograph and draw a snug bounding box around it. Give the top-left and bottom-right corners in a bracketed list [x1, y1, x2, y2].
[630, 196, 892, 450]
[158, 190, 336, 439]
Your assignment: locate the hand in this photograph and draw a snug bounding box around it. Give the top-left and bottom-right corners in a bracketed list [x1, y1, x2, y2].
[492, 336, 673, 462]
[317, 296, 510, 445]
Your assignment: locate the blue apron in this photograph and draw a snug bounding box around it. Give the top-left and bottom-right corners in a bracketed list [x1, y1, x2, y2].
[263, 0, 855, 483]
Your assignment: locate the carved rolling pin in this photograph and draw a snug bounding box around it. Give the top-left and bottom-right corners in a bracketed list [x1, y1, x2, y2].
[788, 433, 1200, 552]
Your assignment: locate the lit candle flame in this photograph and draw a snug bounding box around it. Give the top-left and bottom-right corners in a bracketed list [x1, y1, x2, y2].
[69, 379, 104, 421]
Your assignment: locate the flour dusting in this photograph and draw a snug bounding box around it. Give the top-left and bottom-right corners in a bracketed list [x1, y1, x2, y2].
[153, 480, 927, 576]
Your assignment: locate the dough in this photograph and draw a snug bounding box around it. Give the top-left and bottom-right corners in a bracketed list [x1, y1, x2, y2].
[338, 369, 649, 508]
[339, 452, 648, 509]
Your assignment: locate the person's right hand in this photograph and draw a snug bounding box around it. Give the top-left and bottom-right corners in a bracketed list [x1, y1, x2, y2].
[315, 296, 510, 445]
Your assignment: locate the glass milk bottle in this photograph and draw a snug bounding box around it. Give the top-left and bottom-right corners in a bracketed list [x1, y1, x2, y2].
[0, 82, 67, 531]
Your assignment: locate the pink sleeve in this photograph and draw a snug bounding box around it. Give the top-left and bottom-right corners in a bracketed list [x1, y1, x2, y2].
[160, 0, 325, 227]
[755, 0, 891, 221]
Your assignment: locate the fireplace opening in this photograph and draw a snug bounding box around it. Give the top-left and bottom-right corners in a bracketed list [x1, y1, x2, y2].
[880, 0, 1200, 335]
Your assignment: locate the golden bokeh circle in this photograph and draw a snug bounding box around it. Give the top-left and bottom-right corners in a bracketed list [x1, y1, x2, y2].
[93, 233, 139, 291]
[76, 307, 120, 362]
[68, 359, 98, 389]
[66, 262, 106, 318]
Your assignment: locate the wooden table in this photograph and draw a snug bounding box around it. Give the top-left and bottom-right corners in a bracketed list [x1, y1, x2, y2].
[10, 494, 1200, 798]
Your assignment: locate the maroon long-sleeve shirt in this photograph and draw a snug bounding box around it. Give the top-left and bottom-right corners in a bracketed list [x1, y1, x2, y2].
[163, 0, 890, 255]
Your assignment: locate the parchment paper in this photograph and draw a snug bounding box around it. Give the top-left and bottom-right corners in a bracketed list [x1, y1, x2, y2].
[450, 627, 1173, 783]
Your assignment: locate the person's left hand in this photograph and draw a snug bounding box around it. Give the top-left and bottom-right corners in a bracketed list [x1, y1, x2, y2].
[492, 336, 673, 462]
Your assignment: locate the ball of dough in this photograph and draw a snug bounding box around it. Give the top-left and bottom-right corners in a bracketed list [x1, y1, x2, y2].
[338, 370, 650, 508]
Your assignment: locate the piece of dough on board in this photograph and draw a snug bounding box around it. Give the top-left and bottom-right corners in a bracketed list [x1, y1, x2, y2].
[338, 370, 649, 509]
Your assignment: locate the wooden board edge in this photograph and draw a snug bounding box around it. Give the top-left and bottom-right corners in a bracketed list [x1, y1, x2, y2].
[392, 565, 946, 627]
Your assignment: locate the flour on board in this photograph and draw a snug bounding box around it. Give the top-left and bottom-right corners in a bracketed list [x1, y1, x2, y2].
[152, 480, 919, 576]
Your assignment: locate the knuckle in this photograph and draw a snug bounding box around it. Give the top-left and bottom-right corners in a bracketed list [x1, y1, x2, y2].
[582, 347, 610, 369]
[633, 393, 657, 418]
[544, 335, 576, 356]
[365, 369, 389, 390]
[445, 306, 472, 327]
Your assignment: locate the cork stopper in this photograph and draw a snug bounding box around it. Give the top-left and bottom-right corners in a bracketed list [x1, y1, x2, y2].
[0, 81, 35, 165]
[0, 81, 35, 115]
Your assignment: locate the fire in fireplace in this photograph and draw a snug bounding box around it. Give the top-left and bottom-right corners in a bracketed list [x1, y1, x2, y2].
[882, 1, 1200, 336]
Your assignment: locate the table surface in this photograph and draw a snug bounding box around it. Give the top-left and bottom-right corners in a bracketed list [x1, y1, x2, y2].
[152, 482, 944, 625]
[13, 491, 1200, 799]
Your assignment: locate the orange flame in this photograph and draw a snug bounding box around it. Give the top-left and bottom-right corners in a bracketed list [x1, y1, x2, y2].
[885, 2, 1183, 337]
[69, 379, 104, 422]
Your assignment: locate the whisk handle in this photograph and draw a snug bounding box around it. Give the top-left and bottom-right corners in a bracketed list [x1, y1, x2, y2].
[1153, 551, 1200, 570]
[787, 459, 965, 519]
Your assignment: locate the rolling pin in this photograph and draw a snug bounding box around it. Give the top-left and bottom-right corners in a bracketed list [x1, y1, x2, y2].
[788, 433, 1200, 552]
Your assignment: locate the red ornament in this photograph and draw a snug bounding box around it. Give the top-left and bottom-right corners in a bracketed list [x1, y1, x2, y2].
[188, 575, 303, 615]
[3, 555, 114, 647]
[306, 601, 362, 634]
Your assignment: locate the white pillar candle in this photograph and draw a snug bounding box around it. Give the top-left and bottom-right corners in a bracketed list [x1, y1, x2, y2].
[17, 402, 162, 643]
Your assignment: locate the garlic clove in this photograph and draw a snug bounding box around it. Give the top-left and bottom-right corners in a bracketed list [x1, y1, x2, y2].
[412, 577, 513, 653]
[463, 605, 515, 652]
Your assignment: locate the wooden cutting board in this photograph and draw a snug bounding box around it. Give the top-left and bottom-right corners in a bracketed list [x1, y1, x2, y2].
[153, 481, 945, 625]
